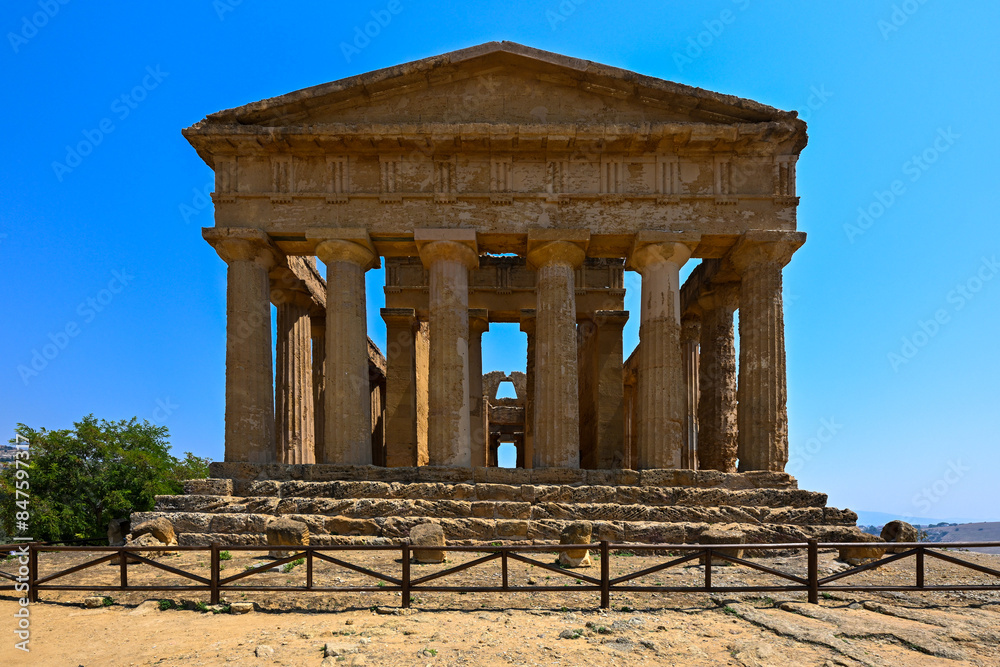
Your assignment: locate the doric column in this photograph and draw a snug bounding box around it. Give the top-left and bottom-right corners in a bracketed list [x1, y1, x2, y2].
[204, 228, 277, 464]
[469, 309, 490, 467]
[311, 318, 326, 463]
[681, 312, 701, 470]
[527, 232, 588, 468]
[313, 231, 377, 465]
[272, 283, 315, 464]
[627, 232, 700, 470]
[519, 310, 536, 469]
[381, 307, 419, 467]
[697, 283, 739, 472]
[578, 311, 629, 469]
[577, 318, 598, 469]
[415, 230, 479, 467]
[730, 231, 805, 472]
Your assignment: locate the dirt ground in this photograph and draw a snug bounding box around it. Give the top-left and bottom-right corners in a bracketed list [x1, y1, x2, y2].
[1, 547, 998, 666]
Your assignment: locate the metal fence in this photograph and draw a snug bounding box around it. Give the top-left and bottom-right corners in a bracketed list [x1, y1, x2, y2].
[2, 540, 999, 608]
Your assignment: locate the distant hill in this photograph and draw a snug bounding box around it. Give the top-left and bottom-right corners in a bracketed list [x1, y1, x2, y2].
[854, 510, 982, 527]
[923, 522, 1000, 555]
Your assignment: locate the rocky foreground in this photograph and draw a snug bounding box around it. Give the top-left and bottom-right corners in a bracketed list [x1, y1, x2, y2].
[1, 547, 998, 666]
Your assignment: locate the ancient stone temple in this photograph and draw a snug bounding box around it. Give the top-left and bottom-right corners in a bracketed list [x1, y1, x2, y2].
[145, 42, 867, 547]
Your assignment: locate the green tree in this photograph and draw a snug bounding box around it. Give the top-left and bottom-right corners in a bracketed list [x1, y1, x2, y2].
[0, 416, 210, 543]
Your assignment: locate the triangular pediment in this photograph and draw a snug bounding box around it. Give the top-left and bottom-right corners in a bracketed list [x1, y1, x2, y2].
[193, 42, 800, 130]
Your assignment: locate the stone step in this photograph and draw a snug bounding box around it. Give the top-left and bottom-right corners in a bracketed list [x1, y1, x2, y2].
[151, 498, 854, 527]
[138, 517, 868, 548]
[180, 481, 826, 508]
[204, 464, 797, 490]
[135, 501, 856, 542]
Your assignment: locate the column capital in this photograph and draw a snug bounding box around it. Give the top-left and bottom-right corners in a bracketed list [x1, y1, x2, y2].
[593, 309, 629, 330]
[270, 287, 314, 310]
[526, 230, 589, 270]
[311, 317, 326, 338]
[627, 231, 700, 272]
[681, 313, 702, 344]
[519, 308, 536, 334]
[203, 227, 278, 269]
[309, 228, 378, 270]
[381, 307, 417, 328]
[729, 230, 806, 272]
[469, 308, 490, 335]
[697, 281, 740, 312]
[415, 229, 479, 270]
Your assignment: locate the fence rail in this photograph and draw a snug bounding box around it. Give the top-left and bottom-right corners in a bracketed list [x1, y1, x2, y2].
[2, 540, 998, 608]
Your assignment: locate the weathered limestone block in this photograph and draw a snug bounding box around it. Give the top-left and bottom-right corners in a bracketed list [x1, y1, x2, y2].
[473, 484, 521, 501]
[326, 517, 380, 536]
[699, 524, 746, 566]
[838, 533, 886, 566]
[209, 514, 271, 534]
[624, 522, 689, 544]
[558, 521, 593, 568]
[107, 518, 129, 547]
[265, 517, 310, 558]
[179, 532, 266, 547]
[132, 517, 177, 545]
[495, 520, 529, 540]
[881, 520, 919, 553]
[184, 478, 234, 496]
[410, 523, 446, 563]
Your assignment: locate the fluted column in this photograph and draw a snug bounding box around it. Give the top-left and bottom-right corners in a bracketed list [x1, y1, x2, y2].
[519, 310, 536, 469]
[314, 236, 377, 465]
[697, 284, 739, 472]
[382, 308, 419, 467]
[731, 231, 805, 472]
[272, 286, 315, 464]
[628, 232, 699, 469]
[681, 312, 701, 470]
[416, 231, 479, 467]
[469, 310, 489, 467]
[311, 318, 326, 463]
[204, 228, 277, 463]
[527, 236, 587, 468]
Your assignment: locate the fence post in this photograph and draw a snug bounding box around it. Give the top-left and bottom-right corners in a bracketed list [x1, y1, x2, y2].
[704, 549, 712, 591]
[807, 539, 819, 604]
[600, 540, 610, 609]
[501, 546, 508, 590]
[401, 542, 410, 609]
[29, 543, 39, 603]
[210, 543, 220, 605]
[916, 546, 925, 589]
[120, 543, 128, 590]
[306, 548, 313, 591]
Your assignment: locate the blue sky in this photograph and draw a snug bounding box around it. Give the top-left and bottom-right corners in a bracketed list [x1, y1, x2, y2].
[2, 1, 998, 522]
